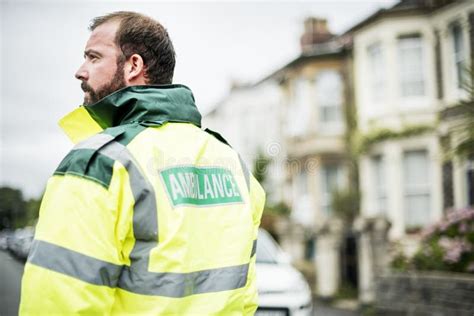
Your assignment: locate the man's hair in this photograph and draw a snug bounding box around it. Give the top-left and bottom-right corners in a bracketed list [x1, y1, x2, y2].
[90, 11, 175, 85]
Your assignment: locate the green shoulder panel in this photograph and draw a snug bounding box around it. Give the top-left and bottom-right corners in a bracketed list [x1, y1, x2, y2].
[54, 149, 115, 189]
[53, 123, 147, 189]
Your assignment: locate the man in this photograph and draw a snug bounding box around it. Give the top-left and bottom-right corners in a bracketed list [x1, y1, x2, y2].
[20, 11, 265, 315]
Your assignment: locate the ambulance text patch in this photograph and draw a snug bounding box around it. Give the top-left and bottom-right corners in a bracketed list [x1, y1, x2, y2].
[160, 166, 243, 207]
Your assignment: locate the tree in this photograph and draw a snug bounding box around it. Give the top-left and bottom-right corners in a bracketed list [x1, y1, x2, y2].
[0, 186, 26, 229]
[331, 188, 360, 224]
[25, 197, 42, 226]
[252, 148, 290, 240]
[0, 186, 42, 229]
[252, 149, 272, 185]
[452, 58, 474, 158]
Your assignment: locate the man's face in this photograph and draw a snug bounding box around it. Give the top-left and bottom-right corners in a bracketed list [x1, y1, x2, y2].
[75, 21, 126, 106]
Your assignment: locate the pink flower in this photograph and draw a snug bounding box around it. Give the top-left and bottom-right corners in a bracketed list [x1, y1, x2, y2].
[459, 222, 468, 233]
[438, 237, 452, 250]
[441, 238, 471, 264]
[439, 221, 450, 232]
[444, 243, 462, 263]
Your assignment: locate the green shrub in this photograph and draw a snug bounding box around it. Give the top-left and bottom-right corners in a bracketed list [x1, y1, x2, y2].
[391, 208, 474, 274]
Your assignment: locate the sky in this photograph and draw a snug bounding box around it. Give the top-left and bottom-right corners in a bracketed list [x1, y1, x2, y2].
[0, 0, 397, 198]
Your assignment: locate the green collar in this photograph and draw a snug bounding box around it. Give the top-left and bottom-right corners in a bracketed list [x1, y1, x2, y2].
[59, 84, 202, 144]
[85, 84, 202, 128]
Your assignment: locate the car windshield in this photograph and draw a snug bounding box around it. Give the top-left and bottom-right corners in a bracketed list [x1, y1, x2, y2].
[256, 230, 280, 264]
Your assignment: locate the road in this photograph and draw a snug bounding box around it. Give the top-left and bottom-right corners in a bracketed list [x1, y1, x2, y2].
[314, 305, 359, 316]
[0, 250, 24, 316]
[0, 250, 358, 316]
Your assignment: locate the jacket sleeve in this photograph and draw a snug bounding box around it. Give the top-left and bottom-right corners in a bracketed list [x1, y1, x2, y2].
[19, 147, 131, 315]
[243, 174, 266, 315]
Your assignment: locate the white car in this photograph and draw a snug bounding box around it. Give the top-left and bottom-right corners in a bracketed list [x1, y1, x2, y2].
[256, 229, 313, 316]
[8, 226, 35, 259]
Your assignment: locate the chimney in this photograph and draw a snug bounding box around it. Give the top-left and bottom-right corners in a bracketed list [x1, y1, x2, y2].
[300, 17, 334, 54]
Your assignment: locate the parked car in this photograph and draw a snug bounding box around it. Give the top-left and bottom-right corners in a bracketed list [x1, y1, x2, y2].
[7, 226, 34, 260]
[0, 230, 12, 250]
[256, 229, 313, 316]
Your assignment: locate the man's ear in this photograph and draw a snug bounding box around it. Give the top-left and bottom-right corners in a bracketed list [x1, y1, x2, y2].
[124, 54, 147, 85]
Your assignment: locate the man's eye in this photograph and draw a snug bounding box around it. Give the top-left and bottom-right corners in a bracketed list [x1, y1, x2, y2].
[87, 54, 99, 62]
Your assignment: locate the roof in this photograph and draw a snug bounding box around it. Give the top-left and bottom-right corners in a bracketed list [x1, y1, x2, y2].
[208, 0, 463, 116]
[206, 35, 350, 116]
[344, 0, 459, 34]
[255, 37, 349, 85]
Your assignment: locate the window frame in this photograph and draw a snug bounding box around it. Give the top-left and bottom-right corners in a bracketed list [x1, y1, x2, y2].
[314, 70, 344, 133]
[402, 149, 431, 228]
[367, 42, 386, 102]
[397, 34, 426, 99]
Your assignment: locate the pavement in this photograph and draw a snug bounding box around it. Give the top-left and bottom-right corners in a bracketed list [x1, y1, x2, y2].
[0, 250, 24, 316]
[313, 304, 359, 316]
[0, 250, 359, 316]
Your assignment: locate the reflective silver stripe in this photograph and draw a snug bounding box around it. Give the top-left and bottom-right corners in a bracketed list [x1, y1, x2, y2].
[73, 133, 115, 150]
[251, 240, 257, 258]
[27, 239, 249, 297]
[98, 143, 158, 241]
[238, 154, 250, 191]
[28, 239, 122, 287]
[119, 263, 249, 297]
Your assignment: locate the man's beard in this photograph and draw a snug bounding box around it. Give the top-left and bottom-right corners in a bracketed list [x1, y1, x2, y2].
[81, 61, 126, 106]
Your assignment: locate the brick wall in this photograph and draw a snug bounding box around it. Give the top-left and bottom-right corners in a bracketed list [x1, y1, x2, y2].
[375, 272, 474, 316]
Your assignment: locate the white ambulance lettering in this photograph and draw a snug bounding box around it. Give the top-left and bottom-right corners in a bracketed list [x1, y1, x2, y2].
[169, 174, 184, 199]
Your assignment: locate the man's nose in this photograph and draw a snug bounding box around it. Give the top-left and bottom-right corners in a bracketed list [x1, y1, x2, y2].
[75, 63, 88, 81]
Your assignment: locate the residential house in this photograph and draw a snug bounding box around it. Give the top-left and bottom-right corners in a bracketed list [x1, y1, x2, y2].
[204, 1, 474, 303]
[264, 18, 355, 298]
[435, 1, 474, 210]
[204, 18, 356, 298]
[349, 0, 474, 303]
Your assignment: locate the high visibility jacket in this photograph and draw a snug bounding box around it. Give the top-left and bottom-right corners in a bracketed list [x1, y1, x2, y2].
[20, 84, 265, 315]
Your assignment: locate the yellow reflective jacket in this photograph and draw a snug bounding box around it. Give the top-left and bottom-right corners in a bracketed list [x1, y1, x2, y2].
[20, 84, 265, 315]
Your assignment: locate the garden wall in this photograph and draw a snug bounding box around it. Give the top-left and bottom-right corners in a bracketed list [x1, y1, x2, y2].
[375, 272, 474, 316]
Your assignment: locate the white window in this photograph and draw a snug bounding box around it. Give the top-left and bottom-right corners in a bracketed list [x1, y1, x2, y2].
[288, 78, 311, 137]
[294, 169, 308, 196]
[315, 70, 343, 126]
[292, 169, 313, 225]
[367, 42, 385, 101]
[372, 155, 387, 214]
[451, 23, 466, 89]
[403, 150, 431, 228]
[397, 35, 425, 97]
[320, 164, 344, 215]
